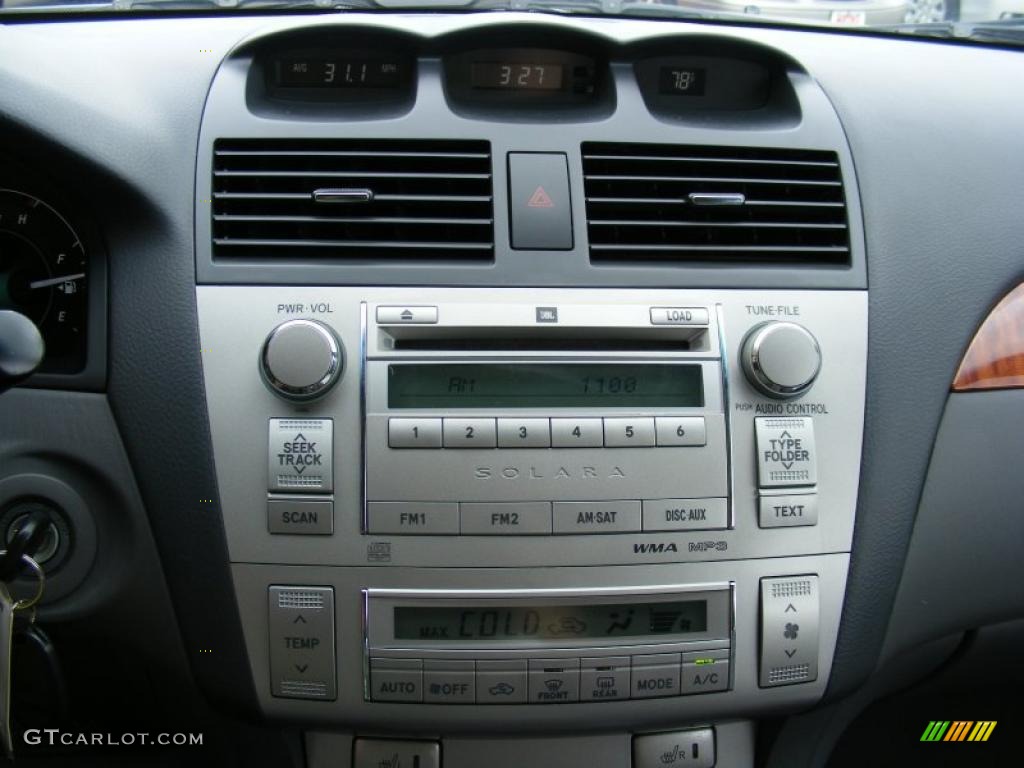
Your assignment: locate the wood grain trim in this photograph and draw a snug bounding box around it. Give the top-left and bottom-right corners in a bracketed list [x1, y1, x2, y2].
[953, 283, 1024, 391]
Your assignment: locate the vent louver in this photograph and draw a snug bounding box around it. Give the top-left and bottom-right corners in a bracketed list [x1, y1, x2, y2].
[582, 143, 850, 265]
[212, 139, 494, 261]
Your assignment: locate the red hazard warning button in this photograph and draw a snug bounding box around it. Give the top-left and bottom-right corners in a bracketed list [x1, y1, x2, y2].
[508, 152, 573, 250]
[527, 186, 555, 208]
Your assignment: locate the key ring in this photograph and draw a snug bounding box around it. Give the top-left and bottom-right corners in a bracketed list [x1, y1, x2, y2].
[0, 551, 45, 611]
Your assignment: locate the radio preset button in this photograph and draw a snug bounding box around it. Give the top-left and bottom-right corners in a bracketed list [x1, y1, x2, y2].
[655, 417, 707, 447]
[370, 658, 423, 702]
[642, 497, 728, 531]
[550, 418, 603, 448]
[759, 493, 818, 528]
[460, 502, 552, 535]
[443, 418, 497, 448]
[389, 418, 442, 449]
[603, 417, 656, 448]
[268, 418, 333, 493]
[755, 417, 818, 488]
[649, 307, 710, 327]
[528, 658, 580, 704]
[681, 658, 730, 695]
[423, 660, 475, 704]
[477, 660, 528, 704]
[552, 501, 641, 534]
[580, 657, 630, 702]
[497, 418, 551, 448]
[366, 502, 459, 535]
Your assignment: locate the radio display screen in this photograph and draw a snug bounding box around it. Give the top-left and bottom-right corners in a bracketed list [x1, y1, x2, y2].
[387, 363, 704, 408]
[394, 601, 708, 642]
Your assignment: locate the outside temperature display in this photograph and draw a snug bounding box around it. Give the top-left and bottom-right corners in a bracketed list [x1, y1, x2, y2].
[658, 66, 707, 96]
[394, 601, 708, 642]
[470, 62, 564, 90]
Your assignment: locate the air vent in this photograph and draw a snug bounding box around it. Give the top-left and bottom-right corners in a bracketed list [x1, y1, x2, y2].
[212, 139, 494, 261]
[582, 143, 850, 265]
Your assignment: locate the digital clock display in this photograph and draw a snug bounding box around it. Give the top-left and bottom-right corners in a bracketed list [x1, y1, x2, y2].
[658, 66, 707, 96]
[275, 57, 407, 88]
[387, 363, 704, 409]
[394, 601, 708, 642]
[470, 62, 564, 91]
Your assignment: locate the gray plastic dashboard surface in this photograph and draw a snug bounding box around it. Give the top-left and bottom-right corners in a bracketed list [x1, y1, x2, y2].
[2, 10, 1023, 718]
[194, 13, 867, 290]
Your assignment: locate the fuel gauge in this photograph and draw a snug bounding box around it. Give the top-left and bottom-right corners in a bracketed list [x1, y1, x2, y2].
[0, 189, 87, 373]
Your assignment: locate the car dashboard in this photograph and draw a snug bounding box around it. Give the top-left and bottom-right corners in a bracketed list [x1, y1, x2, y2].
[1, 8, 1023, 768]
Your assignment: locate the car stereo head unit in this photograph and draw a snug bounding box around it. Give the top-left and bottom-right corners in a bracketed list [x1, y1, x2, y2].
[364, 301, 728, 536]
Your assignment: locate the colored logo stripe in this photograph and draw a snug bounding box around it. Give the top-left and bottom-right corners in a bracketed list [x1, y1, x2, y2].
[922, 721, 997, 742]
[968, 722, 997, 742]
[921, 721, 950, 741]
[944, 721, 973, 741]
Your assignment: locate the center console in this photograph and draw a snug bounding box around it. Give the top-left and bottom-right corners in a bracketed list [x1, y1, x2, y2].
[193, 13, 868, 766]
[197, 288, 865, 730]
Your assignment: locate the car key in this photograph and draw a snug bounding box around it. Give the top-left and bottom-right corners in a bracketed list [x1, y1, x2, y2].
[0, 581, 16, 757]
[0, 554, 46, 759]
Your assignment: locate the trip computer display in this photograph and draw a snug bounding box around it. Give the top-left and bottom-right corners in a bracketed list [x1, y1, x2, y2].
[274, 56, 408, 89]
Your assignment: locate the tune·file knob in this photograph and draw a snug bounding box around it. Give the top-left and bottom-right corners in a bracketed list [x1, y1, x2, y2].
[741, 322, 821, 399]
[259, 319, 344, 402]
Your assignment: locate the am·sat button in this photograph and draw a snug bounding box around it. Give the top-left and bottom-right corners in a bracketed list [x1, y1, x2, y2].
[642, 498, 728, 531]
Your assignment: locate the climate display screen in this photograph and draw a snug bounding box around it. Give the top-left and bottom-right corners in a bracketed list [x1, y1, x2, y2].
[394, 601, 708, 642]
[387, 363, 704, 409]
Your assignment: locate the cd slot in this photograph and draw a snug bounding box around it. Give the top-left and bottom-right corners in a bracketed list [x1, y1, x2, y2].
[390, 337, 690, 352]
[380, 324, 708, 353]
